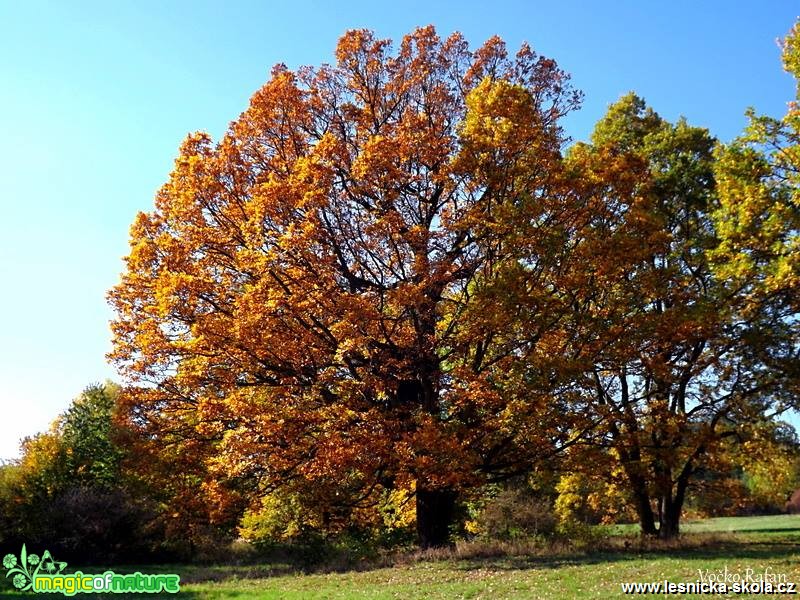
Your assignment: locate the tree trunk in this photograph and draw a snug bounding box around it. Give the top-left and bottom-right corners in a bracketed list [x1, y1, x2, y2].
[416, 486, 457, 548]
[659, 475, 688, 539]
[398, 369, 456, 548]
[622, 462, 657, 536]
[632, 484, 658, 536]
[659, 499, 680, 539]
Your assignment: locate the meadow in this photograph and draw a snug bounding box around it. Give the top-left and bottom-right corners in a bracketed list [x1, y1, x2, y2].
[3, 514, 799, 599]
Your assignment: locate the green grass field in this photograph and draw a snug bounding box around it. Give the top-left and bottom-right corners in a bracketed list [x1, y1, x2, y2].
[3, 514, 799, 599]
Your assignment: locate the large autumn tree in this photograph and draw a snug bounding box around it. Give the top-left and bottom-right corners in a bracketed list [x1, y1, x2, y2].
[109, 26, 591, 547]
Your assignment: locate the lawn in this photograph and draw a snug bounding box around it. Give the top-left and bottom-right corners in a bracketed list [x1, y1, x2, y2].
[607, 513, 800, 536]
[2, 515, 799, 599]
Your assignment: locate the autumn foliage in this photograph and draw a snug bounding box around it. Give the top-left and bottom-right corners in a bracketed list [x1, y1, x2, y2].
[107, 24, 800, 546]
[108, 26, 594, 547]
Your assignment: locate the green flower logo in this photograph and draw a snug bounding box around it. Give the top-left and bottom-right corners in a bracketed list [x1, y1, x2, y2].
[3, 544, 64, 593]
[12, 574, 26, 589]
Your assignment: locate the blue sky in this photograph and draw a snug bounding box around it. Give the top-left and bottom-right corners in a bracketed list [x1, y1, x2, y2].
[0, 1, 798, 460]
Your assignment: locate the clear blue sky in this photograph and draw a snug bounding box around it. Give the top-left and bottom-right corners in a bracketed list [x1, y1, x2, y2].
[1, 0, 798, 460]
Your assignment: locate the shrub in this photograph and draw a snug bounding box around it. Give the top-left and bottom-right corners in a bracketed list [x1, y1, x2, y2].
[554, 471, 634, 526]
[16, 484, 158, 563]
[469, 486, 557, 540]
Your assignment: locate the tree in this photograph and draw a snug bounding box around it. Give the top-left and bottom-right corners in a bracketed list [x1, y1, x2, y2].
[563, 93, 799, 538]
[109, 26, 589, 547]
[59, 382, 125, 488]
[0, 383, 156, 562]
[684, 420, 800, 517]
[713, 20, 799, 306]
[708, 19, 800, 518]
[733, 421, 799, 513]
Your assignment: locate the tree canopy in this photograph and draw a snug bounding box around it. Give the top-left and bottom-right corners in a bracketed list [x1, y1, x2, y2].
[563, 91, 799, 537]
[109, 26, 596, 547]
[108, 23, 800, 545]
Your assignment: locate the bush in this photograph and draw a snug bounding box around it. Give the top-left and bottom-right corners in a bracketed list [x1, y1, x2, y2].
[19, 485, 158, 563]
[554, 518, 609, 549]
[469, 486, 557, 540]
[554, 471, 634, 526]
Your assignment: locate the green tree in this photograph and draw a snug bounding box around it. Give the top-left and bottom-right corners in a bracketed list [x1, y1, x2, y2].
[564, 93, 799, 538]
[60, 382, 124, 488]
[0, 383, 155, 561]
[712, 19, 800, 400]
[713, 20, 800, 314]
[711, 19, 800, 514]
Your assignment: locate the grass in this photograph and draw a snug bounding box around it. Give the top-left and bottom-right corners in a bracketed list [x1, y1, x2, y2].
[683, 513, 800, 533]
[2, 515, 799, 599]
[607, 513, 800, 535]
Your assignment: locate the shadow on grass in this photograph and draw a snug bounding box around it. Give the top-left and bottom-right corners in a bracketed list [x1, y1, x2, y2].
[3, 534, 798, 594]
[451, 537, 800, 573]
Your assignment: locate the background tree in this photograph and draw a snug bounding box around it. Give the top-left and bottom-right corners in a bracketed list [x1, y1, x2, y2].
[563, 93, 799, 538]
[713, 19, 800, 391]
[108, 26, 589, 547]
[0, 383, 156, 562]
[705, 21, 800, 521]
